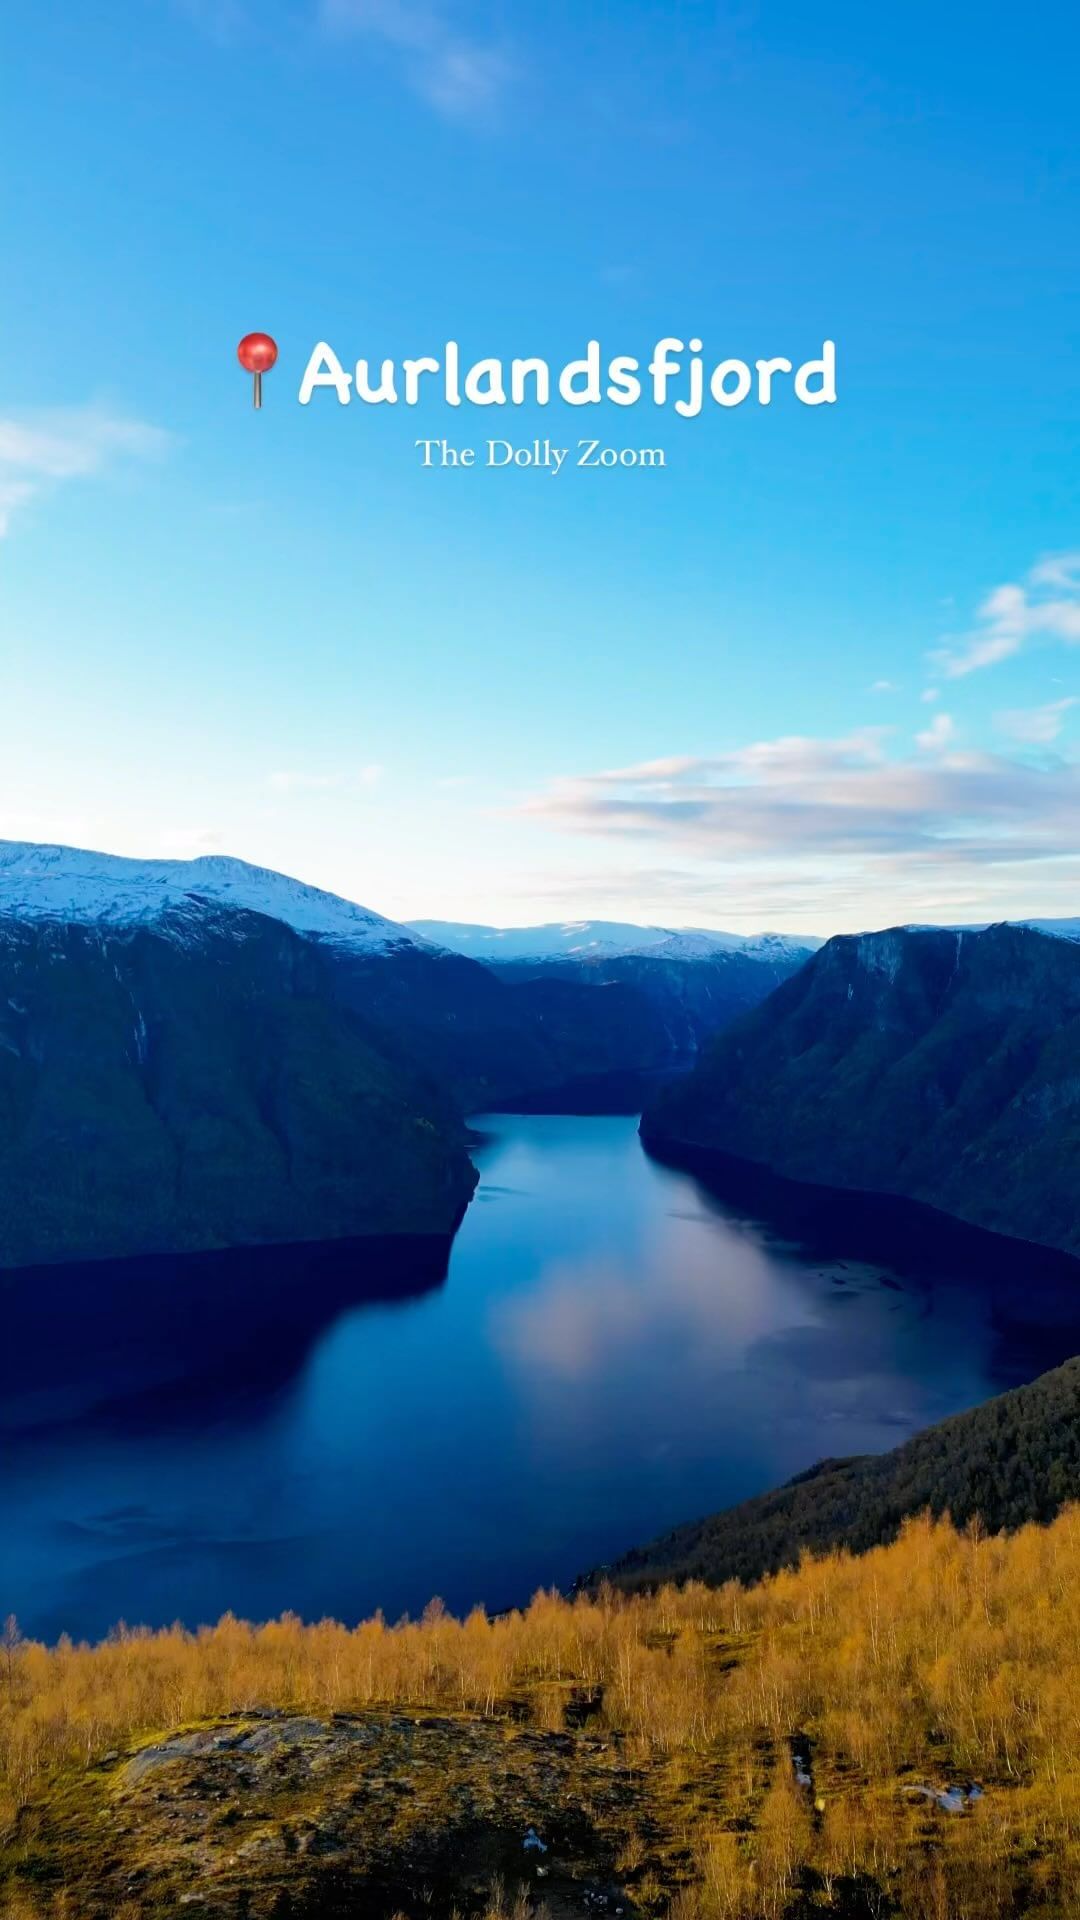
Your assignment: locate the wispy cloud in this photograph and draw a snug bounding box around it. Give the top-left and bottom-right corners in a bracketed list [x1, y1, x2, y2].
[267, 764, 383, 794]
[0, 405, 171, 537]
[994, 697, 1077, 745]
[915, 711, 956, 753]
[522, 731, 1080, 929]
[933, 552, 1080, 678]
[318, 0, 511, 119]
[1029, 552, 1080, 591]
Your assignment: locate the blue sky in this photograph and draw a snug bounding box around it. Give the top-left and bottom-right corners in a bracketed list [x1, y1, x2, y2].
[4, 0, 1079, 931]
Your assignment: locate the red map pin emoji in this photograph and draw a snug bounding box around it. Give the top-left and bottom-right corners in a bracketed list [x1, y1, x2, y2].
[237, 332, 278, 408]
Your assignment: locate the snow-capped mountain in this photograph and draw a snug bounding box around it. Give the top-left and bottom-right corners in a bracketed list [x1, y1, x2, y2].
[408, 919, 821, 964]
[905, 916, 1080, 945]
[1013, 918, 1080, 943]
[0, 842, 427, 955]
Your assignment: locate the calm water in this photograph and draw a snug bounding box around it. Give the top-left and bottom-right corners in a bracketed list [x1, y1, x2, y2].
[4, 1113, 1080, 1642]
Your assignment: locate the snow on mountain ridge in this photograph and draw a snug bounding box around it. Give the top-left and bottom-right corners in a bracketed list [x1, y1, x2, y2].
[408, 919, 821, 964]
[1011, 918, 1080, 943]
[0, 842, 428, 954]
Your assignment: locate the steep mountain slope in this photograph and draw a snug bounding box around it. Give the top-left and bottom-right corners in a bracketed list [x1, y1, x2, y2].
[0, 844, 685, 1113]
[409, 918, 819, 964]
[411, 918, 818, 1057]
[643, 922, 1080, 1256]
[322, 945, 681, 1111]
[0, 909, 476, 1268]
[595, 1355, 1080, 1593]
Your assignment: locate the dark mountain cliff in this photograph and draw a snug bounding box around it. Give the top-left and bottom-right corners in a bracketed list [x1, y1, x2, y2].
[0, 909, 478, 1268]
[643, 923, 1080, 1257]
[489, 949, 809, 1059]
[317, 944, 681, 1113]
[412, 920, 815, 1062]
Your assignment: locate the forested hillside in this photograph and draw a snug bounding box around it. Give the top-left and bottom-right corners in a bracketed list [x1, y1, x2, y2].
[597, 1356, 1080, 1593]
[644, 923, 1080, 1257]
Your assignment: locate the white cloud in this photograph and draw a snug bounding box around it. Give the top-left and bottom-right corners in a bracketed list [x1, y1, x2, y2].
[933, 552, 1080, 678]
[870, 679, 897, 694]
[994, 697, 1077, 745]
[521, 730, 1080, 929]
[915, 712, 956, 753]
[0, 406, 170, 537]
[319, 0, 511, 118]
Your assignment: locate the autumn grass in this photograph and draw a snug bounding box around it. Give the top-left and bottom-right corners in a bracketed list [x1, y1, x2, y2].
[4, 1509, 1080, 1914]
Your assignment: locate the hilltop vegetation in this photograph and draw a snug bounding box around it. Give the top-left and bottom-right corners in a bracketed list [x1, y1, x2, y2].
[599, 1356, 1080, 1593]
[643, 923, 1080, 1257]
[4, 1510, 1080, 1916]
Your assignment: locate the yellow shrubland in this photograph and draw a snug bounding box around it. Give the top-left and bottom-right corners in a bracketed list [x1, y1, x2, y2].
[4, 1507, 1080, 1913]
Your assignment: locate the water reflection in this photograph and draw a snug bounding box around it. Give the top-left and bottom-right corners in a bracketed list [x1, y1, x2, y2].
[2, 1115, 1079, 1644]
[0, 1235, 450, 1434]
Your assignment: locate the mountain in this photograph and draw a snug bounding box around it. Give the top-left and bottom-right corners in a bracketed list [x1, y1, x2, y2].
[1016, 916, 1080, 941]
[0, 844, 688, 1118]
[0, 841, 426, 954]
[592, 1353, 1080, 1594]
[323, 944, 685, 1112]
[0, 844, 718, 1268]
[409, 918, 819, 964]
[411, 918, 819, 1058]
[0, 906, 477, 1268]
[643, 921, 1080, 1256]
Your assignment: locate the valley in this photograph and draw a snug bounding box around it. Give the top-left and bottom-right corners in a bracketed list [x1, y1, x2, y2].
[4, 842, 1080, 1918]
[5, 1112, 1080, 1646]
[0, 845, 811, 1267]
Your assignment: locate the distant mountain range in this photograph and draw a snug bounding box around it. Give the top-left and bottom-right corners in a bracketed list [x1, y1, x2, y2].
[411, 917, 818, 1059]
[643, 920, 1080, 1258]
[409, 918, 821, 964]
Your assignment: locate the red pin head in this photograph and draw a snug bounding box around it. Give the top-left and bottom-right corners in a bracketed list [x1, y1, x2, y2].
[237, 332, 278, 409]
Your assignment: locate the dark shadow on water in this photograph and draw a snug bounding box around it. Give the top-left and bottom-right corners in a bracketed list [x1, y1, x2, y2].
[644, 1137, 1080, 1390]
[0, 1233, 451, 1438]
